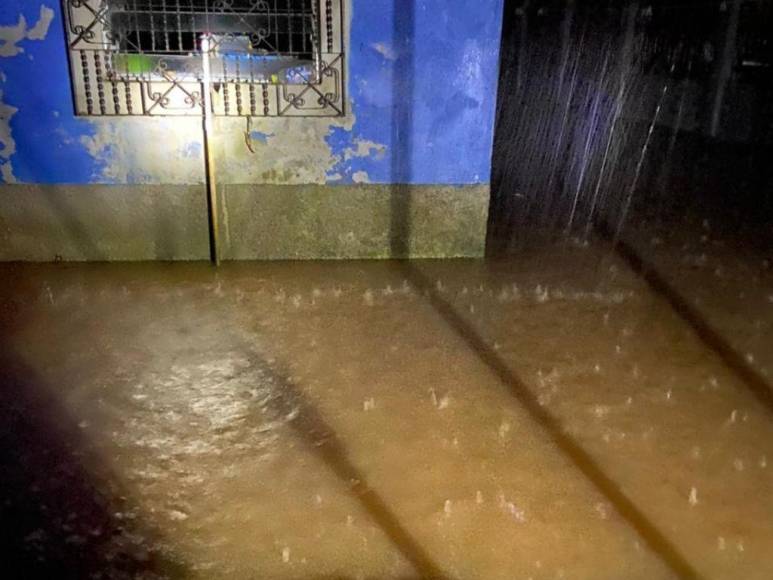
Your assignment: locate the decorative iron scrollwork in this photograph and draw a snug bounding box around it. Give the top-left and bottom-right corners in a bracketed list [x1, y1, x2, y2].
[62, 0, 344, 117]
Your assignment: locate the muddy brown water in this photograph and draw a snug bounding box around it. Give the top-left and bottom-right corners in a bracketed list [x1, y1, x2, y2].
[1, 242, 771, 579]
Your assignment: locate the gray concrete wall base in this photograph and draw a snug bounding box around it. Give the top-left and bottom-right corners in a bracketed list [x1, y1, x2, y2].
[0, 184, 489, 261]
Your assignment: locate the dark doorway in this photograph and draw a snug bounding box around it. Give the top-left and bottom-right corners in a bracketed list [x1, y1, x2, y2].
[487, 0, 773, 255]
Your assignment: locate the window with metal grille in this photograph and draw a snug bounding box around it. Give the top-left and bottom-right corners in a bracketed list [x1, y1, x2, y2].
[62, 0, 344, 117]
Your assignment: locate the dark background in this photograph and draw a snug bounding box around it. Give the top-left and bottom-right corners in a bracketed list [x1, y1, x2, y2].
[489, 0, 773, 252]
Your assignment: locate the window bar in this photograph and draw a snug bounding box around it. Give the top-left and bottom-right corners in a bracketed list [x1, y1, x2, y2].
[337, 0, 344, 114]
[262, 82, 269, 116]
[300, 3, 306, 55]
[287, 0, 294, 56]
[81, 51, 94, 115]
[337, 0, 343, 55]
[235, 58, 243, 115]
[205, 0, 213, 53]
[311, 0, 320, 79]
[249, 82, 257, 116]
[273, 2, 281, 58]
[125, 80, 134, 114]
[94, 52, 107, 114]
[302, 1, 307, 53]
[111, 74, 121, 114]
[161, 0, 171, 52]
[223, 57, 230, 115]
[326, 0, 333, 53]
[131, 0, 143, 58]
[148, 0, 157, 52]
[175, 0, 183, 52]
[248, 47, 257, 115]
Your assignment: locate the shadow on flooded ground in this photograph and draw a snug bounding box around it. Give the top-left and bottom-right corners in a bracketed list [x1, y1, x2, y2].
[0, 266, 187, 579]
[595, 220, 773, 417]
[0, 344, 190, 580]
[393, 260, 702, 580]
[238, 352, 449, 579]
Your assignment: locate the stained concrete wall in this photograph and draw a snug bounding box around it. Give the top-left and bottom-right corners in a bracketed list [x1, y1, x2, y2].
[0, 185, 209, 261]
[0, 184, 488, 261]
[0, 1, 504, 260]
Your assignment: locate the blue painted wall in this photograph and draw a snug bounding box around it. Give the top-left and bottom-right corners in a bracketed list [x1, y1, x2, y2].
[0, 1, 503, 185]
[0, 2, 99, 183]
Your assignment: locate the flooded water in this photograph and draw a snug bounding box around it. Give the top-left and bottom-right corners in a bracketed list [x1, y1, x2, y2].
[2, 237, 772, 579]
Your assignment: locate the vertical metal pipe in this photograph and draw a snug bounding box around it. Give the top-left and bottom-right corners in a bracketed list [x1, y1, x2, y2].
[201, 35, 220, 265]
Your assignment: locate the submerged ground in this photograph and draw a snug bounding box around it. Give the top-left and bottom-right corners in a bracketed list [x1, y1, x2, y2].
[1, 223, 772, 579]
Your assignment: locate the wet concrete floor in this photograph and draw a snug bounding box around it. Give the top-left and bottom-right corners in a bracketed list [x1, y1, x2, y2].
[1, 241, 772, 579]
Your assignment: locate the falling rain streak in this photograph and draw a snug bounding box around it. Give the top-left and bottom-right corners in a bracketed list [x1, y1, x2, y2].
[488, 0, 771, 251]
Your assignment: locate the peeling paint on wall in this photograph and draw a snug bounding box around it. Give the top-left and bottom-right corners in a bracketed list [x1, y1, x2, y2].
[0, 92, 18, 182]
[79, 114, 383, 186]
[212, 106, 387, 185]
[344, 139, 386, 162]
[0, 4, 57, 182]
[81, 118, 204, 184]
[325, 132, 387, 183]
[216, 116, 354, 185]
[26, 7, 54, 41]
[352, 170, 370, 183]
[371, 42, 397, 61]
[0, 5, 54, 58]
